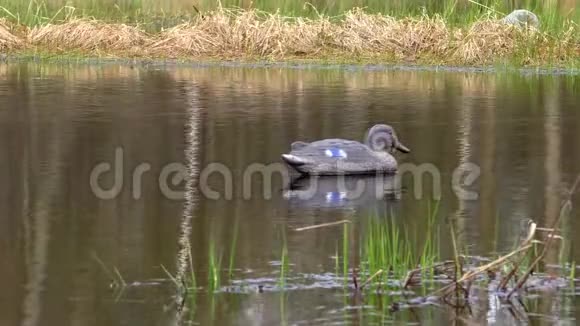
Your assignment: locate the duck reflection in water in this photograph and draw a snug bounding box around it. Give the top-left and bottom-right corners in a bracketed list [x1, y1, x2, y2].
[283, 174, 401, 210]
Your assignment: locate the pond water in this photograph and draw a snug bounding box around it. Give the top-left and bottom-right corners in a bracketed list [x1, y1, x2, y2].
[0, 62, 579, 325]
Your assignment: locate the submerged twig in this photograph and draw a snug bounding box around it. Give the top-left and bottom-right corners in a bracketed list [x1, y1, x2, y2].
[507, 175, 580, 298]
[92, 252, 127, 289]
[497, 222, 537, 291]
[294, 220, 351, 231]
[360, 269, 383, 290]
[113, 267, 127, 287]
[431, 243, 533, 298]
[403, 269, 421, 289]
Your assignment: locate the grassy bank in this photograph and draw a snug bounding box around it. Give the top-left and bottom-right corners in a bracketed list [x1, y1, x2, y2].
[0, 5, 578, 67]
[0, 1, 577, 25]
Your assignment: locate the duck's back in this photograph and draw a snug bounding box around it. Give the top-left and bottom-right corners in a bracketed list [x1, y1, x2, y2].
[297, 139, 375, 162]
[287, 138, 397, 174]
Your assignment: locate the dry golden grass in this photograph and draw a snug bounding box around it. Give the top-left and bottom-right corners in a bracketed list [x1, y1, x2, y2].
[150, 9, 455, 60]
[0, 9, 577, 66]
[454, 20, 525, 64]
[0, 19, 22, 50]
[150, 10, 333, 57]
[28, 19, 149, 53]
[338, 11, 452, 59]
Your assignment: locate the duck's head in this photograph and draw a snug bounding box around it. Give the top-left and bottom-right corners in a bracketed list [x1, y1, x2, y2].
[364, 124, 410, 154]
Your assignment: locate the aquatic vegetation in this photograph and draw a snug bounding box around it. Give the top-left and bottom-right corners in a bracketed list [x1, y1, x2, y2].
[279, 292, 288, 326]
[390, 176, 580, 312]
[570, 261, 576, 289]
[342, 223, 349, 280]
[207, 239, 222, 292]
[161, 247, 197, 296]
[125, 190, 577, 324]
[278, 230, 290, 288]
[227, 217, 239, 280]
[188, 247, 197, 292]
[0, 5, 576, 67]
[358, 202, 441, 290]
[92, 253, 128, 290]
[122, 177, 578, 324]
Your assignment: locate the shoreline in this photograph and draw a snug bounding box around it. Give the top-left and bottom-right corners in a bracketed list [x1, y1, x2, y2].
[1, 9, 578, 69]
[2, 54, 579, 76]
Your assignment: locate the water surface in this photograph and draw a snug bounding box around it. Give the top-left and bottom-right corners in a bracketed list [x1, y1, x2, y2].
[0, 62, 579, 325]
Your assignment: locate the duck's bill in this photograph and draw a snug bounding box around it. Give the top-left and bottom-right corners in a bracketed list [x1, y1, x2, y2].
[396, 143, 411, 153]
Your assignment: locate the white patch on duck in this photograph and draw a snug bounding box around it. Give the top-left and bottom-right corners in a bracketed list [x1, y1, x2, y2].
[324, 148, 348, 158]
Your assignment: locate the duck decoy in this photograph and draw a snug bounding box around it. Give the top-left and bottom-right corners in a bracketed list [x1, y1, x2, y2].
[281, 124, 410, 175]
